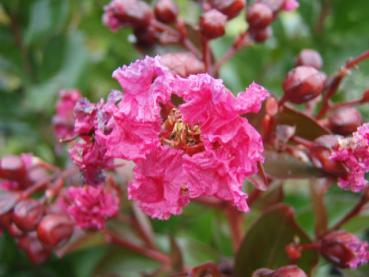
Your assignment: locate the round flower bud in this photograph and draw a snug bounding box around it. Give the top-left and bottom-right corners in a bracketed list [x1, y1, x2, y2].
[321, 231, 369, 268]
[271, 265, 307, 277]
[252, 268, 274, 277]
[209, 0, 245, 19]
[200, 9, 227, 39]
[282, 66, 326, 104]
[247, 3, 273, 30]
[296, 49, 323, 70]
[0, 190, 19, 216]
[7, 223, 24, 237]
[328, 107, 362, 136]
[0, 155, 27, 182]
[154, 0, 178, 23]
[310, 145, 347, 177]
[17, 234, 50, 264]
[251, 26, 272, 43]
[12, 199, 45, 232]
[103, 0, 153, 31]
[37, 213, 74, 248]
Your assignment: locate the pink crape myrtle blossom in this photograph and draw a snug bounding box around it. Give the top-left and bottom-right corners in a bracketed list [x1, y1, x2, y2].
[52, 89, 81, 140]
[60, 185, 119, 230]
[331, 123, 369, 192]
[283, 0, 299, 11]
[321, 231, 369, 269]
[106, 56, 269, 219]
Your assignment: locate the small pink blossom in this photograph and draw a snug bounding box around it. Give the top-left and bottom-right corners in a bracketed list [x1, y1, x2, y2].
[60, 185, 119, 230]
[321, 231, 369, 268]
[331, 123, 369, 192]
[52, 90, 81, 140]
[283, 0, 299, 11]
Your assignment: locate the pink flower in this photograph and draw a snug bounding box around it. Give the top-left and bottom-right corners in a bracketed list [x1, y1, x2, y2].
[52, 90, 81, 140]
[321, 231, 369, 268]
[60, 185, 119, 230]
[283, 0, 299, 11]
[128, 146, 190, 220]
[331, 123, 369, 192]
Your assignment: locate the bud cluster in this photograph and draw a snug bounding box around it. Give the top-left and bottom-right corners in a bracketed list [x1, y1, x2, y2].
[0, 155, 74, 264]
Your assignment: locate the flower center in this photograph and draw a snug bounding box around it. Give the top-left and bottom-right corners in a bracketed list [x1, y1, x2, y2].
[160, 108, 204, 155]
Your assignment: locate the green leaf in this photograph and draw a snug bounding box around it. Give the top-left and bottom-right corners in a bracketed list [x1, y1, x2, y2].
[25, 32, 87, 112]
[264, 150, 325, 179]
[234, 204, 319, 277]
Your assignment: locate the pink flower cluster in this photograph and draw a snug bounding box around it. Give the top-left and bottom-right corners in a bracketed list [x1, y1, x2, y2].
[331, 123, 369, 192]
[321, 231, 369, 269]
[60, 186, 119, 230]
[68, 56, 268, 220]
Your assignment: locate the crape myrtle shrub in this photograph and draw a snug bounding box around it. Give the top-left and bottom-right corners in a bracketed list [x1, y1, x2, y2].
[1, 0, 369, 276]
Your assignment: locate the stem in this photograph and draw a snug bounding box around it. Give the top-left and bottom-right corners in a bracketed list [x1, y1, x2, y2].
[130, 207, 157, 250]
[291, 136, 315, 149]
[331, 98, 362, 109]
[317, 49, 369, 119]
[331, 190, 369, 231]
[104, 230, 171, 266]
[226, 205, 243, 253]
[211, 31, 251, 75]
[202, 36, 211, 73]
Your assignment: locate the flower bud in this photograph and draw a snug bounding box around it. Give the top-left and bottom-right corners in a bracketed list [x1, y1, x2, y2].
[0, 212, 12, 229]
[0, 155, 27, 183]
[7, 223, 24, 237]
[200, 9, 227, 39]
[296, 49, 323, 70]
[247, 3, 273, 30]
[282, 66, 326, 104]
[251, 26, 272, 43]
[310, 145, 347, 177]
[133, 26, 158, 46]
[328, 107, 362, 136]
[12, 199, 44, 232]
[360, 89, 369, 103]
[0, 190, 19, 216]
[271, 265, 307, 277]
[17, 234, 50, 264]
[161, 52, 205, 77]
[321, 231, 369, 268]
[252, 268, 274, 277]
[37, 213, 74, 247]
[103, 0, 153, 31]
[209, 0, 246, 19]
[154, 0, 178, 23]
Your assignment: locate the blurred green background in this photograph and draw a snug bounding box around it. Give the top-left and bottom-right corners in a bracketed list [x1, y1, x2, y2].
[0, 0, 369, 276]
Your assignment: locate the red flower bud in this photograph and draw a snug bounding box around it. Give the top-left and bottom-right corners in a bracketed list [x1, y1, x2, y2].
[133, 26, 158, 46]
[0, 155, 27, 183]
[296, 49, 323, 70]
[154, 0, 178, 23]
[282, 66, 326, 104]
[247, 3, 273, 30]
[251, 26, 272, 43]
[0, 190, 19, 216]
[37, 213, 74, 248]
[321, 231, 369, 268]
[161, 52, 205, 77]
[271, 265, 307, 277]
[200, 9, 227, 39]
[7, 223, 24, 237]
[252, 268, 274, 277]
[328, 107, 362, 136]
[361, 89, 369, 103]
[17, 234, 50, 264]
[310, 145, 347, 177]
[12, 199, 45, 232]
[209, 0, 245, 19]
[0, 212, 12, 229]
[285, 243, 302, 260]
